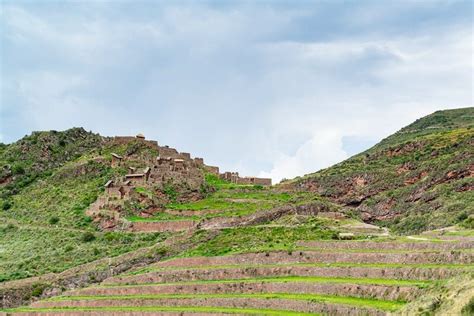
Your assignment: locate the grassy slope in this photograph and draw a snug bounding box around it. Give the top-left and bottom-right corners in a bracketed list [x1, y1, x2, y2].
[47, 293, 406, 311]
[286, 108, 474, 234]
[4, 306, 319, 316]
[0, 130, 169, 283]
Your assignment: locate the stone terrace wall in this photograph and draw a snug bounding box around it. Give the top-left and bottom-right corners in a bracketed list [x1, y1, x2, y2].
[70, 281, 417, 301]
[32, 297, 385, 316]
[105, 265, 464, 286]
[297, 240, 474, 251]
[153, 250, 474, 268]
[130, 221, 197, 232]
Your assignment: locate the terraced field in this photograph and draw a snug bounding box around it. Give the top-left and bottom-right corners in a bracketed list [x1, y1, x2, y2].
[125, 188, 318, 233]
[4, 238, 473, 315]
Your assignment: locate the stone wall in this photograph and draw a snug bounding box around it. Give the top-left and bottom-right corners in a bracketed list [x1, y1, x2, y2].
[153, 250, 474, 268]
[105, 265, 465, 286]
[130, 221, 197, 232]
[32, 297, 385, 316]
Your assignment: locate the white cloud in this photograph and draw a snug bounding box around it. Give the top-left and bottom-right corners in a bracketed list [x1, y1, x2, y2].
[259, 129, 347, 181]
[1, 3, 472, 184]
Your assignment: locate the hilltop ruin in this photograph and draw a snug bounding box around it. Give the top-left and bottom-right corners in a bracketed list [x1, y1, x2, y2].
[87, 134, 271, 229]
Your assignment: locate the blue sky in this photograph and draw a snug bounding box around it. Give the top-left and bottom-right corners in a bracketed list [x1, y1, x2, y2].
[1, 0, 472, 182]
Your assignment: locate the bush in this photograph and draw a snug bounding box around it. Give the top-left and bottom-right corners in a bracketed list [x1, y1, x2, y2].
[163, 183, 178, 202]
[81, 232, 96, 243]
[49, 216, 60, 225]
[31, 283, 47, 297]
[461, 297, 474, 316]
[2, 200, 12, 210]
[456, 211, 468, 222]
[12, 164, 25, 175]
[460, 216, 474, 229]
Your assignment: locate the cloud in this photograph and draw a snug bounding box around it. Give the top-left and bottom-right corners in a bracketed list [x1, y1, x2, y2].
[0, 2, 472, 183]
[258, 129, 348, 181]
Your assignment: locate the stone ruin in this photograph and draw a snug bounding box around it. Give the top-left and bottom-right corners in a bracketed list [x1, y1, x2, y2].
[220, 171, 272, 186]
[88, 134, 271, 229]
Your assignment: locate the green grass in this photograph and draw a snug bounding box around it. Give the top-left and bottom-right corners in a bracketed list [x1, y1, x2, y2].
[166, 197, 275, 216]
[181, 225, 338, 257]
[294, 247, 474, 253]
[0, 223, 168, 282]
[2, 305, 319, 316]
[127, 262, 474, 276]
[0, 138, 172, 283]
[102, 275, 431, 288]
[45, 293, 406, 311]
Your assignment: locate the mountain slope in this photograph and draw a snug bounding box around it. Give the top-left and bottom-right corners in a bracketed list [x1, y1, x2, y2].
[0, 131, 171, 282]
[283, 107, 474, 234]
[0, 109, 473, 315]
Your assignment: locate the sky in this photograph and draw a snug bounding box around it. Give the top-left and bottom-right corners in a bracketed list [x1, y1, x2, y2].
[1, 0, 472, 183]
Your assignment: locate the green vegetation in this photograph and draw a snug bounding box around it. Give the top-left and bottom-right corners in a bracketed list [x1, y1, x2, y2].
[0, 128, 103, 202]
[0, 130, 172, 282]
[461, 296, 474, 316]
[2, 306, 319, 316]
[289, 108, 474, 234]
[47, 293, 406, 311]
[182, 225, 338, 257]
[102, 275, 431, 288]
[1, 110, 473, 316]
[0, 223, 168, 282]
[128, 261, 473, 276]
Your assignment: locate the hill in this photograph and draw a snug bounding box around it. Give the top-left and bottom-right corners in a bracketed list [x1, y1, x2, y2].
[0, 108, 473, 316]
[283, 107, 474, 234]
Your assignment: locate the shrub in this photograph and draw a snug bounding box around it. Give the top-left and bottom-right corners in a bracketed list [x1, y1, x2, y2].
[12, 164, 25, 175]
[81, 232, 96, 243]
[31, 283, 47, 297]
[461, 297, 474, 316]
[2, 200, 12, 210]
[49, 216, 60, 225]
[456, 211, 468, 222]
[64, 245, 74, 252]
[163, 183, 178, 202]
[460, 216, 474, 229]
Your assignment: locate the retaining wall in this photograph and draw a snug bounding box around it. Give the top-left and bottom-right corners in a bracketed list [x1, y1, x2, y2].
[153, 250, 474, 268]
[31, 297, 386, 316]
[130, 221, 197, 232]
[104, 265, 465, 285]
[297, 240, 474, 251]
[68, 281, 418, 301]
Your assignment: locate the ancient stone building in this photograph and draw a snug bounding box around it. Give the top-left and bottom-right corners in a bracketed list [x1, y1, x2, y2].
[93, 134, 272, 229]
[220, 171, 271, 186]
[111, 153, 123, 167]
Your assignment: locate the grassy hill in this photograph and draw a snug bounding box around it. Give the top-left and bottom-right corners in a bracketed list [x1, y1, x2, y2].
[284, 107, 474, 234]
[0, 108, 472, 315]
[0, 130, 168, 282]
